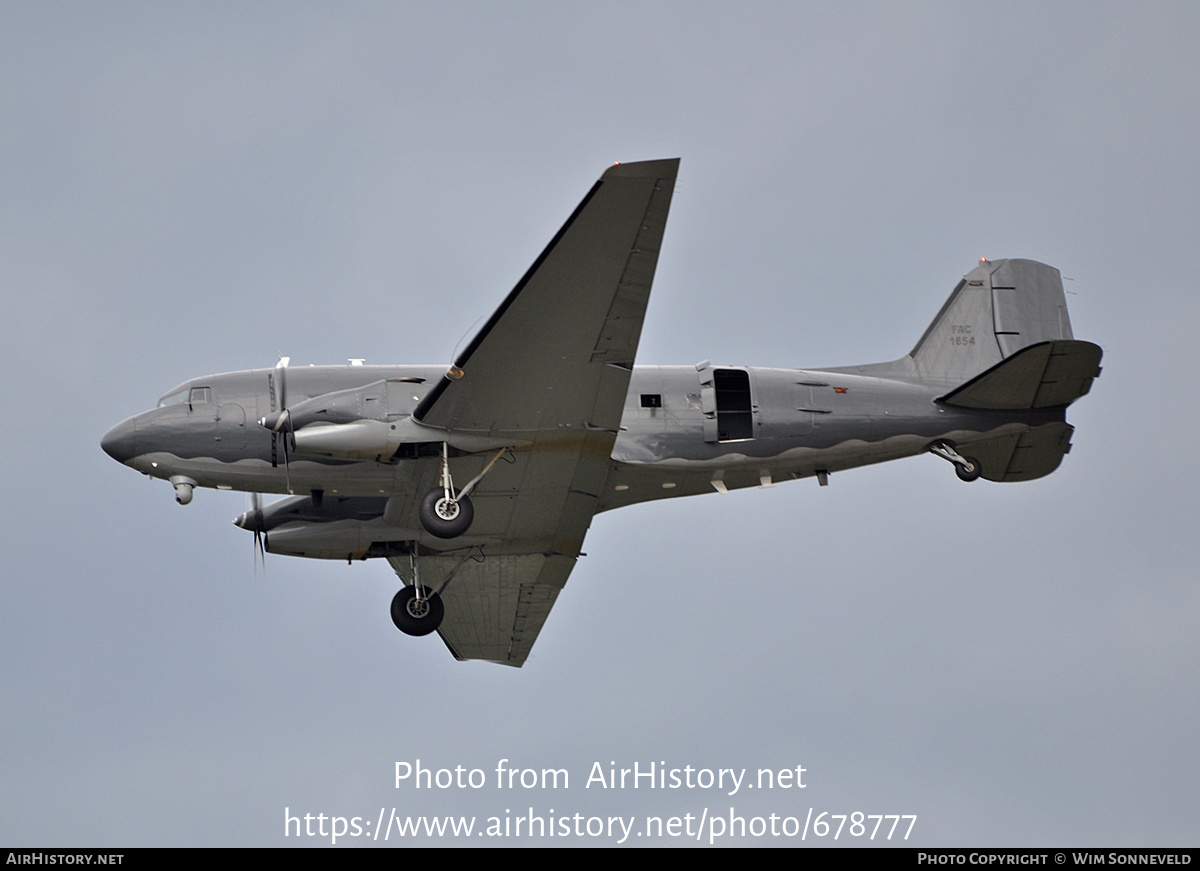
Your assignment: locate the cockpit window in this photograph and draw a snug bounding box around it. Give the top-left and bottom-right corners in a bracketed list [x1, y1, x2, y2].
[157, 388, 189, 408]
[189, 386, 211, 404]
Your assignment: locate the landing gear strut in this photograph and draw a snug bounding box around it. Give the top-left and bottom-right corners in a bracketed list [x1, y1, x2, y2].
[929, 441, 982, 482]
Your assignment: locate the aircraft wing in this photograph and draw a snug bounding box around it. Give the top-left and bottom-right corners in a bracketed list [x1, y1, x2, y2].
[413, 158, 679, 435]
[400, 159, 679, 665]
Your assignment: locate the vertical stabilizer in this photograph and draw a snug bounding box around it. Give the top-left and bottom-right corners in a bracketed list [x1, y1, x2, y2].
[910, 259, 1073, 386]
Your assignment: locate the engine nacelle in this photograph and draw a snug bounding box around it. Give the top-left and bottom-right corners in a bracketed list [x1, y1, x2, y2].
[233, 494, 399, 559]
[257, 377, 519, 460]
[291, 419, 404, 461]
[258, 379, 426, 461]
[264, 520, 377, 560]
[260, 379, 415, 431]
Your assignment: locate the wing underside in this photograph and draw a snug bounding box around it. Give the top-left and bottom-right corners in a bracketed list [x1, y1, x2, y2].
[389, 552, 575, 666]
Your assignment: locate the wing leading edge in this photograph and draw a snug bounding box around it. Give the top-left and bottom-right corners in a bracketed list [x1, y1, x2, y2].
[405, 159, 679, 665]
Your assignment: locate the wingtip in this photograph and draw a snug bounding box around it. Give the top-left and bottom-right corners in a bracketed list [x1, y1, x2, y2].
[601, 157, 680, 180]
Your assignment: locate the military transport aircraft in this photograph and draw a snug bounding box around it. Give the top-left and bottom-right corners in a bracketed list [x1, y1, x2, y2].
[101, 158, 1101, 666]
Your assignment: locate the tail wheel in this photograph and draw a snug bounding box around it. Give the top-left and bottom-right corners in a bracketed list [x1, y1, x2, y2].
[390, 586, 444, 636]
[955, 457, 982, 482]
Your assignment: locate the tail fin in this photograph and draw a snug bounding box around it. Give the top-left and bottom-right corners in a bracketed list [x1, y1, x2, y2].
[911, 260, 1102, 483]
[910, 259, 1074, 385]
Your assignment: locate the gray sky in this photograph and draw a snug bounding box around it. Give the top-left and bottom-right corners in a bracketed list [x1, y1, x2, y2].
[2, 1, 1197, 846]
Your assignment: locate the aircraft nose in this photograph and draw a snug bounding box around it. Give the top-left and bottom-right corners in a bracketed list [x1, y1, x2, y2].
[101, 419, 138, 464]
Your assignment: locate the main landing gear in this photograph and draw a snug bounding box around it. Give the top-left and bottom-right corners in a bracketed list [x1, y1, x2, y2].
[417, 444, 508, 539]
[419, 489, 473, 539]
[390, 586, 444, 636]
[394, 443, 510, 636]
[929, 441, 982, 482]
[388, 548, 482, 637]
[390, 551, 444, 636]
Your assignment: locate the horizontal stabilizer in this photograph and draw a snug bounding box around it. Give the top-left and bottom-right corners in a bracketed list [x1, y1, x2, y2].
[966, 421, 1076, 482]
[938, 340, 1102, 410]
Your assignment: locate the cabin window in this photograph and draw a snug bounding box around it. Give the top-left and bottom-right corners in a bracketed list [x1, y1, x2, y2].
[188, 386, 211, 404]
[640, 394, 662, 408]
[157, 388, 188, 408]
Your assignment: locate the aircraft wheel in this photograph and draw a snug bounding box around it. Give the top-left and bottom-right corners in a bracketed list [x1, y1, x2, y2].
[419, 488, 474, 538]
[955, 457, 982, 482]
[390, 586, 444, 636]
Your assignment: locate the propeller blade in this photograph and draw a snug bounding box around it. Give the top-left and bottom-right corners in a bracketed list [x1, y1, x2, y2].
[273, 356, 292, 492]
[251, 492, 266, 576]
[282, 419, 292, 493]
[274, 355, 290, 411]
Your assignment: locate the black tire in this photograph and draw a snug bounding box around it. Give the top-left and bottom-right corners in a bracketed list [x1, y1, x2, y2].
[390, 586, 445, 636]
[418, 488, 474, 538]
[955, 456, 983, 482]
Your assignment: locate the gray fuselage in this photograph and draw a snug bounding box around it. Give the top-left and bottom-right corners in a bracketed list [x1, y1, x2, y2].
[103, 360, 1060, 516]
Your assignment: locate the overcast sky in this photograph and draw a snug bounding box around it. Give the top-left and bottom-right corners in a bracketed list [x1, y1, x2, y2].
[2, 1, 1198, 847]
